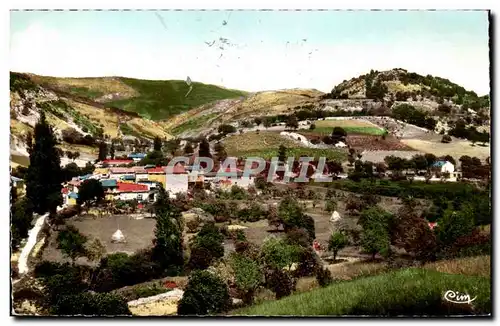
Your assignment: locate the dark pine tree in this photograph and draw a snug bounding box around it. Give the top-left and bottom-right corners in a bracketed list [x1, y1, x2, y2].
[153, 187, 184, 268]
[109, 142, 115, 159]
[198, 138, 212, 158]
[25, 111, 63, 215]
[98, 141, 108, 162]
[153, 136, 162, 152]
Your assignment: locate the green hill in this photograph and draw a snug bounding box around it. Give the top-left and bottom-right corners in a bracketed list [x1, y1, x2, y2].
[27, 74, 248, 120]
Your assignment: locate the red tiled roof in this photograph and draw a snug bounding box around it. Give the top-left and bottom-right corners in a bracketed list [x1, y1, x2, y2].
[428, 222, 438, 230]
[68, 180, 81, 186]
[147, 166, 167, 174]
[61, 187, 69, 194]
[102, 159, 134, 164]
[165, 163, 187, 174]
[116, 182, 149, 193]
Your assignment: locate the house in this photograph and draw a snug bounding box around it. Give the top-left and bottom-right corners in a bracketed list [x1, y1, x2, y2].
[100, 179, 117, 190]
[132, 167, 149, 182]
[335, 141, 347, 148]
[165, 163, 189, 198]
[111, 182, 152, 201]
[431, 160, 455, 174]
[216, 166, 255, 190]
[128, 153, 147, 162]
[67, 192, 79, 206]
[147, 166, 167, 188]
[11, 176, 24, 190]
[109, 167, 136, 180]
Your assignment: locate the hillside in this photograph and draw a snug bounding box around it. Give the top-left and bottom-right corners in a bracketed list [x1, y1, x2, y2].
[10, 72, 174, 166]
[28, 74, 248, 120]
[166, 68, 490, 138]
[164, 88, 324, 137]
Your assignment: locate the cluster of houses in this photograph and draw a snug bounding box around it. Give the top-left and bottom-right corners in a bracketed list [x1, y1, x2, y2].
[61, 155, 258, 206]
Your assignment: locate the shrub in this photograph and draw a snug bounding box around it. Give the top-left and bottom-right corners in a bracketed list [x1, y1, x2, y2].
[188, 246, 214, 270]
[51, 292, 131, 316]
[316, 267, 333, 287]
[294, 249, 320, 278]
[186, 219, 201, 233]
[264, 269, 296, 300]
[441, 135, 452, 143]
[177, 270, 231, 315]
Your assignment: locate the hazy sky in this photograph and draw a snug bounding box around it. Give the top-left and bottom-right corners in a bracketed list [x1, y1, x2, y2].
[10, 10, 490, 95]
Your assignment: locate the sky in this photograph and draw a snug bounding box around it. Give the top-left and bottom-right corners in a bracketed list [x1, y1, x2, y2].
[10, 10, 490, 95]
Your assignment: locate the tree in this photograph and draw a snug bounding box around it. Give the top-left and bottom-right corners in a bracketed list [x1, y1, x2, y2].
[309, 123, 316, 130]
[411, 155, 428, 172]
[218, 124, 237, 135]
[229, 253, 263, 305]
[77, 179, 105, 207]
[253, 117, 263, 126]
[328, 231, 348, 261]
[177, 270, 231, 315]
[214, 142, 228, 162]
[261, 237, 302, 271]
[57, 225, 88, 264]
[11, 196, 34, 250]
[153, 136, 162, 152]
[98, 141, 108, 162]
[62, 163, 81, 182]
[325, 199, 337, 213]
[263, 118, 272, 129]
[109, 142, 115, 159]
[25, 111, 63, 215]
[198, 138, 211, 158]
[285, 115, 299, 130]
[358, 207, 393, 259]
[436, 204, 475, 246]
[424, 153, 437, 169]
[189, 223, 224, 269]
[331, 127, 347, 142]
[84, 238, 106, 263]
[183, 142, 194, 155]
[278, 144, 287, 163]
[277, 196, 315, 239]
[153, 187, 183, 268]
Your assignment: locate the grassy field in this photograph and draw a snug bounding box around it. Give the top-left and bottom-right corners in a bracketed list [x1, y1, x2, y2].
[234, 268, 491, 316]
[311, 119, 387, 136]
[401, 139, 491, 161]
[423, 255, 490, 278]
[223, 131, 347, 161]
[107, 78, 247, 120]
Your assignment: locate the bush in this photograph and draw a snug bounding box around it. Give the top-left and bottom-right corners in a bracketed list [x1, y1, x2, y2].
[294, 249, 320, 278]
[177, 270, 231, 315]
[264, 269, 296, 300]
[316, 267, 333, 287]
[441, 135, 452, 143]
[188, 246, 214, 270]
[229, 253, 263, 305]
[51, 292, 131, 316]
[186, 218, 201, 233]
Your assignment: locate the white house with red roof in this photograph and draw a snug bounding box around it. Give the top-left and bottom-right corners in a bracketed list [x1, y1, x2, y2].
[110, 182, 153, 201]
[215, 166, 255, 190]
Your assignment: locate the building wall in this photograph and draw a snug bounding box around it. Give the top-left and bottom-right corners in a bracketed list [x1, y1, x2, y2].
[166, 174, 188, 198]
[441, 163, 455, 174]
[136, 173, 149, 181]
[116, 191, 149, 201]
[94, 168, 109, 175]
[67, 197, 77, 206]
[148, 174, 166, 188]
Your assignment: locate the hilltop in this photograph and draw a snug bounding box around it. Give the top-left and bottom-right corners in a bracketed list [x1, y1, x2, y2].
[27, 74, 248, 121]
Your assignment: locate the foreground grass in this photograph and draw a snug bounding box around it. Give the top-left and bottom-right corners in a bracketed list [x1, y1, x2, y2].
[234, 268, 490, 316]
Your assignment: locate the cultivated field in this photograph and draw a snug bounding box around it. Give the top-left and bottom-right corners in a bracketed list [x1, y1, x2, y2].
[347, 134, 414, 151]
[223, 131, 348, 161]
[401, 139, 490, 161]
